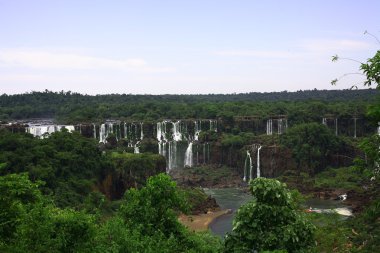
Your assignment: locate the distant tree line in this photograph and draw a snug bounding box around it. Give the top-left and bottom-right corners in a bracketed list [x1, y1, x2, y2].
[0, 89, 378, 124]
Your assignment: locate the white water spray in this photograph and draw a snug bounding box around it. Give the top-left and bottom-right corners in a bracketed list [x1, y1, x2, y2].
[257, 145, 262, 178]
[184, 142, 193, 167]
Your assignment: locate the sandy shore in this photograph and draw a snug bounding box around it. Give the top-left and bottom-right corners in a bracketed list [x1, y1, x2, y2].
[178, 209, 231, 232]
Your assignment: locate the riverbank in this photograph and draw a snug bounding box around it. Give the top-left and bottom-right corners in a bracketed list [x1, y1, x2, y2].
[178, 209, 232, 232]
[171, 165, 244, 188]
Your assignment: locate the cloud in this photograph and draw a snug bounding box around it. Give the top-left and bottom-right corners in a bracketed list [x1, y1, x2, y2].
[0, 49, 174, 73]
[213, 50, 296, 58]
[301, 39, 372, 52]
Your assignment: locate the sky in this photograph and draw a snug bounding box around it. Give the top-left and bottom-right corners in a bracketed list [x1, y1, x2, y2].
[0, 0, 379, 95]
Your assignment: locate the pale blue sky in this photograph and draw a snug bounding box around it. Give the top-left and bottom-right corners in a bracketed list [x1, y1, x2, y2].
[0, 0, 379, 94]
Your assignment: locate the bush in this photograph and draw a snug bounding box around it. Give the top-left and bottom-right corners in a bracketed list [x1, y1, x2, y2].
[224, 178, 315, 252]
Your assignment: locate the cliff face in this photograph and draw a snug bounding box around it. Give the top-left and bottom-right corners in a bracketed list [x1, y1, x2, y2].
[99, 153, 166, 200]
[4, 119, 367, 184]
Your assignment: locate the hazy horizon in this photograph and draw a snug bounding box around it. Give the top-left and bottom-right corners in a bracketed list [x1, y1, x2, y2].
[1, 0, 379, 95]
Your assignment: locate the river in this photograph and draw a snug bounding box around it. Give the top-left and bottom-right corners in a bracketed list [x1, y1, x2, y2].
[204, 187, 352, 237]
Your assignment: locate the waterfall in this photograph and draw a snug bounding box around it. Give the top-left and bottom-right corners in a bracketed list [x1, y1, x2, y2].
[140, 122, 144, 140]
[277, 118, 288, 134]
[354, 118, 357, 138]
[322, 118, 327, 126]
[172, 121, 182, 141]
[266, 119, 273, 135]
[93, 124, 97, 139]
[99, 124, 106, 143]
[26, 124, 74, 139]
[194, 120, 201, 141]
[207, 143, 210, 163]
[203, 143, 206, 164]
[209, 120, 217, 132]
[196, 144, 199, 165]
[134, 141, 140, 154]
[167, 141, 177, 172]
[99, 123, 113, 143]
[335, 118, 338, 136]
[257, 145, 262, 178]
[242, 144, 262, 182]
[168, 142, 172, 171]
[243, 150, 253, 182]
[115, 124, 120, 141]
[184, 142, 193, 167]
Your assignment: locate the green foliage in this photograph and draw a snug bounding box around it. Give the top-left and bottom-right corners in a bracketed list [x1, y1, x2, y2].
[0, 173, 42, 243]
[0, 130, 111, 208]
[176, 165, 236, 187]
[281, 123, 341, 173]
[221, 132, 254, 148]
[0, 173, 222, 253]
[224, 178, 315, 252]
[0, 173, 95, 253]
[107, 152, 166, 199]
[119, 173, 188, 237]
[106, 173, 222, 253]
[94, 216, 222, 253]
[309, 212, 352, 253]
[308, 199, 380, 253]
[356, 134, 380, 172]
[180, 187, 208, 212]
[15, 206, 96, 253]
[314, 167, 364, 192]
[361, 50, 380, 88]
[349, 200, 380, 252]
[0, 90, 377, 123]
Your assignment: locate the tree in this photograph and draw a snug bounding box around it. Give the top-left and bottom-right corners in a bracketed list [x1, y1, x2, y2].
[281, 123, 340, 174]
[224, 178, 315, 252]
[332, 31, 379, 89]
[333, 32, 380, 179]
[0, 173, 42, 243]
[119, 173, 188, 237]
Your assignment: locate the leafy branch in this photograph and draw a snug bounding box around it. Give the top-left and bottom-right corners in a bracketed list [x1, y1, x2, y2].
[332, 31, 380, 89]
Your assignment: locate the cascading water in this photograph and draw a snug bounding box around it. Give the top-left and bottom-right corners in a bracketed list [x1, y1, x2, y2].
[26, 125, 75, 138]
[140, 122, 144, 140]
[93, 124, 97, 139]
[194, 120, 201, 141]
[243, 144, 263, 182]
[207, 142, 210, 163]
[99, 123, 115, 143]
[134, 141, 140, 154]
[184, 142, 193, 167]
[209, 119, 217, 132]
[322, 118, 327, 126]
[157, 121, 182, 171]
[99, 124, 106, 143]
[354, 118, 357, 138]
[156, 120, 208, 171]
[266, 119, 273, 135]
[257, 145, 262, 178]
[243, 150, 252, 182]
[203, 143, 206, 164]
[335, 118, 338, 136]
[167, 141, 178, 171]
[172, 121, 182, 141]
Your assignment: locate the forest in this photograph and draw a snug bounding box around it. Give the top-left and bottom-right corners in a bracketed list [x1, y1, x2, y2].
[0, 89, 378, 123]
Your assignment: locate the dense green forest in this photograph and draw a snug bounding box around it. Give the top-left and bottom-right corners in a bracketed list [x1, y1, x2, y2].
[0, 89, 378, 123]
